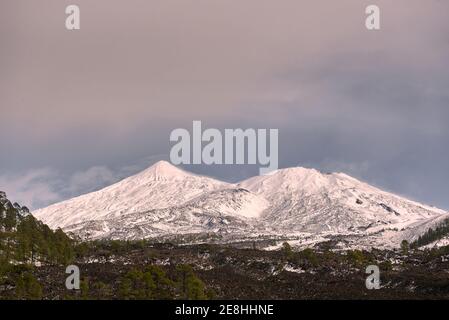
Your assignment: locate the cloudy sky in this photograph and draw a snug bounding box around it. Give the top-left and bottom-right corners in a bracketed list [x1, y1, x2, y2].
[1, 0, 448, 210]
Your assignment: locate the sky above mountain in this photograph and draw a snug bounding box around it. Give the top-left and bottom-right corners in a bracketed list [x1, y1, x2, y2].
[1, 0, 449, 210]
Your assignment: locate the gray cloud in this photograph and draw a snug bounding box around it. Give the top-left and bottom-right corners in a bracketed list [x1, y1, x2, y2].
[0, 154, 170, 209]
[0, 168, 61, 209]
[1, 0, 448, 209]
[66, 166, 117, 195]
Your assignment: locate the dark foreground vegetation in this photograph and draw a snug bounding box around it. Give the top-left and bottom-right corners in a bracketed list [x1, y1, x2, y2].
[2, 192, 449, 300]
[1, 239, 449, 300]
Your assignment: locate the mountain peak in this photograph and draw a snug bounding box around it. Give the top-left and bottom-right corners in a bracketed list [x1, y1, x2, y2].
[268, 166, 321, 176]
[138, 161, 191, 181]
[241, 166, 330, 191]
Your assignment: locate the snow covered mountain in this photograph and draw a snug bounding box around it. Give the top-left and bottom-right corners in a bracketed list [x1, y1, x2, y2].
[239, 168, 449, 248]
[33, 161, 449, 249]
[240, 168, 445, 232]
[33, 161, 229, 229]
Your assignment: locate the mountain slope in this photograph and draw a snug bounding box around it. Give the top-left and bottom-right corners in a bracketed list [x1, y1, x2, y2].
[61, 188, 268, 240]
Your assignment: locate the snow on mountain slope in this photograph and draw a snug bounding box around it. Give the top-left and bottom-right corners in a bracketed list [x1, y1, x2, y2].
[62, 188, 268, 240]
[33, 161, 229, 229]
[239, 167, 445, 233]
[184, 188, 269, 219]
[64, 200, 260, 241]
[33, 162, 448, 248]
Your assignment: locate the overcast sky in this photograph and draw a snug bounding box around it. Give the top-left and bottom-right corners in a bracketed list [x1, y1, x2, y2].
[1, 0, 448, 210]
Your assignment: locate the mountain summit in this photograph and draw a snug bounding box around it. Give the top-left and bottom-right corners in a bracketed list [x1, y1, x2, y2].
[33, 163, 449, 249]
[136, 161, 193, 181]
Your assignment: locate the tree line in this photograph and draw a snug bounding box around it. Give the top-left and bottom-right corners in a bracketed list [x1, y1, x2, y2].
[411, 218, 449, 248]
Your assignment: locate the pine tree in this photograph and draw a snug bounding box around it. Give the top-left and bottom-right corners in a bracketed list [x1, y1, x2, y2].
[176, 265, 207, 300]
[15, 272, 42, 300]
[80, 278, 90, 300]
[401, 240, 410, 255]
[282, 242, 294, 260]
